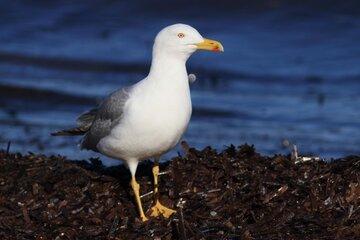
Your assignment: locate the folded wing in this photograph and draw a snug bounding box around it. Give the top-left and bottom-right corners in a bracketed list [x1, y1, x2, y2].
[51, 87, 131, 152]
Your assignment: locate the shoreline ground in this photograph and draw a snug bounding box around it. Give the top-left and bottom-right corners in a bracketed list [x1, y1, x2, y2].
[0, 144, 359, 239]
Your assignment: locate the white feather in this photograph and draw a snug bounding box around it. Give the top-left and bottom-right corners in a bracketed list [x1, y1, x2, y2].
[96, 24, 202, 174]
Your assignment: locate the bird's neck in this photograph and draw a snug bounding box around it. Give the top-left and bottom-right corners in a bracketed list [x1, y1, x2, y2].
[148, 51, 188, 82]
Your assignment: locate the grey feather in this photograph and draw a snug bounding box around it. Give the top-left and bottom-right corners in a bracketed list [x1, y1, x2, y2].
[51, 127, 88, 136]
[51, 108, 98, 136]
[76, 108, 98, 129]
[80, 87, 131, 151]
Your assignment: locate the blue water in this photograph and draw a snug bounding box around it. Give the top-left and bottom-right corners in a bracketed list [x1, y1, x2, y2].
[0, 0, 359, 165]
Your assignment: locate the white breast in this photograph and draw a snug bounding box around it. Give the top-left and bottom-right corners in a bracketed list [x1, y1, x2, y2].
[97, 75, 192, 161]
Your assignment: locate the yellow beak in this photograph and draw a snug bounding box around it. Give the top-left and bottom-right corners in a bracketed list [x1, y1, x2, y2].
[196, 38, 224, 52]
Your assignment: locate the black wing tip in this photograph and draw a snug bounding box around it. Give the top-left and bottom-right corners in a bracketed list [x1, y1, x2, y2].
[51, 128, 86, 136]
[50, 130, 71, 136]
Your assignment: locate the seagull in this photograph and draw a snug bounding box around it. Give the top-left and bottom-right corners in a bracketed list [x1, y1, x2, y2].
[52, 23, 223, 222]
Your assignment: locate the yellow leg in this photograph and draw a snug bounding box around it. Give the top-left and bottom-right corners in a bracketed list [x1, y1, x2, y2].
[130, 176, 148, 222]
[149, 165, 176, 218]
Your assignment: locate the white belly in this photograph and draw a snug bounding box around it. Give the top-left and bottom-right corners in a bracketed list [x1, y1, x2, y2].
[97, 82, 192, 161]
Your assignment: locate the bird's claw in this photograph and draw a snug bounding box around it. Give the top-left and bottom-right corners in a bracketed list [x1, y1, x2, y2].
[140, 214, 149, 222]
[149, 200, 176, 218]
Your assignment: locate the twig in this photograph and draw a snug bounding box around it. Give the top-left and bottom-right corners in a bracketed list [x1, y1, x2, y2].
[18, 202, 32, 226]
[6, 141, 11, 155]
[291, 144, 321, 164]
[140, 190, 154, 199]
[263, 185, 288, 204]
[180, 141, 190, 154]
[291, 144, 298, 160]
[207, 188, 221, 193]
[176, 198, 187, 240]
[158, 171, 170, 176]
[108, 214, 119, 237]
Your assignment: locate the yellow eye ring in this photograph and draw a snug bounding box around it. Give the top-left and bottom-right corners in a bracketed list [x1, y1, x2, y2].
[177, 33, 185, 38]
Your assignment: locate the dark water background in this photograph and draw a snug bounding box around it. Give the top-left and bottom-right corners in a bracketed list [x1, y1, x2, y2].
[0, 0, 359, 165]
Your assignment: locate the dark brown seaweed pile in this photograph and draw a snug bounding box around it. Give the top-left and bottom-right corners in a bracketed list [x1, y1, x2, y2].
[0, 144, 359, 239]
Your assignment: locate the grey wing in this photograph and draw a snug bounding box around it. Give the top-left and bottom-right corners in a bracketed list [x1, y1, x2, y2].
[76, 108, 98, 130]
[80, 87, 131, 151]
[51, 108, 97, 136]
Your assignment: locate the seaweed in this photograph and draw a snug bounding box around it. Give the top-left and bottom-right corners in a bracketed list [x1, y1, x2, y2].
[0, 144, 359, 239]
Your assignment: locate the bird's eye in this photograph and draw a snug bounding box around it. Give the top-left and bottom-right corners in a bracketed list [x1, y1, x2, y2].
[177, 33, 185, 38]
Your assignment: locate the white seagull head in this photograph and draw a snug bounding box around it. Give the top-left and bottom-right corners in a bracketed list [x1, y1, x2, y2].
[153, 23, 224, 61]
